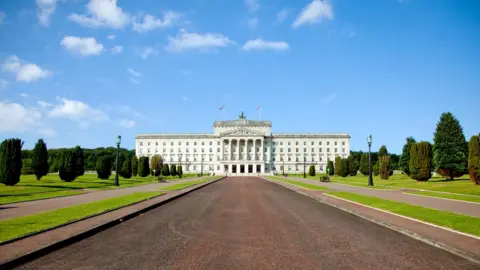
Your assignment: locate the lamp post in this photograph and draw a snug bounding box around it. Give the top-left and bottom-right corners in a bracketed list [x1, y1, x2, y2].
[178, 152, 183, 178]
[367, 134, 374, 186]
[303, 155, 307, 178]
[282, 159, 285, 176]
[201, 154, 204, 176]
[115, 135, 121, 186]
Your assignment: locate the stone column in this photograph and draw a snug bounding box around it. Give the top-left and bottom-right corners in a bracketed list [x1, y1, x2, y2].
[245, 139, 249, 161]
[221, 139, 224, 161]
[236, 138, 240, 161]
[253, 140, 256, 161]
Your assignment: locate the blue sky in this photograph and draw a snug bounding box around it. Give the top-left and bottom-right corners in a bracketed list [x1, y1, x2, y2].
[0, 0, 478, 154]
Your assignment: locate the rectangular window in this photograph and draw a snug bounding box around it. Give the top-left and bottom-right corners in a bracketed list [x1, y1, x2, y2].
[335, 148, 338, 152]
[155, 142, 158, 146]
[288, 142, 291, 145]
[148, 142, 151, 146]
[170, 149, 173, 152]
[288, 148, 291, 152]
[186, 142, 189, 146]
[140, 142, 143, 146]
[155, 148, 158, 153]
[311, 141, 314, 145]
[280, 142, 283, 145]
[327, 142, 330, 146]
[139, 148, 143, 153]
[163, 149, 166, 153]
[288, 157, 291, 161]
[327, 148, 330, 152]
[193, 165, 196, 170]
[163, 142, 166, 146]
[296, 142, 299, 145]
[304, 148, 306, 152]
[319, 141, 322, 145]
[296, 148, 299, 153]
[147, 148, 151, 153]
[319, 148, 322, 152]
[342, 148, 345, 152]
[335, 142, 338, 146]
[202, 142, 205, 146]
[342, 141, 345, 146]
[202, 149, 205, 153]
[209, 149, 212, 153]
[217, 166, 220, 170]
[311, 148, 314, 152]
[264, 148, 267, 152]
[303, 141, 306, 145]
[217, 148, 220, 152]
[280, 148, 284, 153]
[194, 142, 197, 146]
[209, 142, 212, 146]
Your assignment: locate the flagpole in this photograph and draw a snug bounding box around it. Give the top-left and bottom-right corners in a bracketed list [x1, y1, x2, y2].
[260, 107, 262, 120]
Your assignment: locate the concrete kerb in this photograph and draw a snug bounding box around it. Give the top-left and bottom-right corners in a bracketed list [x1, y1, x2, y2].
[403, 192, 480, 205]
[261, 177, 480, 266]
[0, 176, 225, 269]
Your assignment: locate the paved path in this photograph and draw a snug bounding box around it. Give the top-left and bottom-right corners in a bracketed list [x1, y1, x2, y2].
[0, 177, 210, 220]
[286, 176, 480, 217]
[17, 177, 477, 269]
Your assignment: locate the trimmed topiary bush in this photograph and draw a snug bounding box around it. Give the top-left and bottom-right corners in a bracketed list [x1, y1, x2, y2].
[162, 163, 170, 176]
[308, 165, 315, 176]
[409, 141, 433, 181]
[32, 139, 49, 180]
[0, 138, 23, 186]
[59, 149, 77, 182]
[96, 156, 112, 180]
[468, 135, 480, 184]
[170, 164, 177, 176]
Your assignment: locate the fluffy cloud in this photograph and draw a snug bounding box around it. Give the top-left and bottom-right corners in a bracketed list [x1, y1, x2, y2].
[61, 36, 104, 56]
[247, 18, 258, 29]
[111, 45, 123, 54]
[140, 46, 158, 59]
[0, 102, 41, 132]
[38, 127, 56, 137]
[2, 56, 51, 82]
[244, 0, 259, 12]
[127, 68, 141, 77]
[0, 11, 6, 24]
[36, 0, 56, 26]
[107, 34, 116, 40]
[0, 79, 8, 89]
[292, 0, 333, 28]
[129, 78, 140, 85]
[20, 93, 30, 97]
[165, 30, 235, 53]
[49, 98, 109, 126]
[133, 11, 181, 33]
[68, 0, 130, 29]
[242, 38, 289, 51]
[118, 119, 135, 128]
[276, 8, 289, 23]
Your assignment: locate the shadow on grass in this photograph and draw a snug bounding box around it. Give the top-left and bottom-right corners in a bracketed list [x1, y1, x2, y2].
[428, 178, 471, 183]
[20, 184, 85, 190]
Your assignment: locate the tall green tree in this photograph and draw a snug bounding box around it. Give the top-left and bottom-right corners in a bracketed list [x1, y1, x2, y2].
[334, 156, 342, 176]
[399, 137, 416, 175]
[138, 157, 150, 177]
[379, 155, 390, 179]
[74, 146, 84, 178]
[22, 158, 34, 175]
[326, 160, 334, 176]
[339, 158, 349, 177]
[132, 155, 138, 176]
[409, 142, 433, 181]
[359, 153, 369, 176]
[0, 139, 23, 186]
[378, 145, 388, 158]
[170, 164, 177, 176]
[468, 135, 480, 184]
[96, 156, 112, 180]
[433, 112, 468, 180]
[150, 155, 163, 176]
[59, 149, 77, 182]
[121, 159, 132, 179]
[32, 139, 49, 180]
[308, 165, 316, 176]
[347, 155, 358, 176]
[162, 163, 170, 176]
[177, 165, 183, 178]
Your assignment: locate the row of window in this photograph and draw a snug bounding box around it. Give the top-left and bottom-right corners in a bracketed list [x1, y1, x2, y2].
[138, 147, 346, 154]
[139, 140, 347, 147]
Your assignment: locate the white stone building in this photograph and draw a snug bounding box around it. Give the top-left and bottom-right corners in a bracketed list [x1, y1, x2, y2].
[136, 113, 350, 175]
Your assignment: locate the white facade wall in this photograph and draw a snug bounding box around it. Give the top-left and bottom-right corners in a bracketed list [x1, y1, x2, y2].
[136, 118, 350, 175]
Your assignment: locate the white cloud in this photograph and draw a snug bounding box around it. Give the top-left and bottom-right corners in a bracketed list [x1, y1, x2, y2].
[111, 45, 123, 54]
[247, 17, 258, 29]
[276, 8, 289, 23]
[107, 34, 116, 40]
[165, 29, 235, 53]
[2, 56, 51, 82]
[140, 46, 158, 59]
[61, 36, 104, 56]
[119, 105, 145, 118]
[127, 68, 141, 77]
[68, 0, 130, 29]
[0, 79, 8, 89]
[49, 98, 109, 126]
[36, 0, 56, 26]
[129, 78, 140, 85]
[0, 102, 41, 132]
[242, 38, 289, 51]
[38, 100, 54, 108]
[133, 11, 181, 33]
[38, 127, 56, 137]
[292, 0, 333, 28]
[20, 93, 29, 97]
[0, 11, 6, 24]
[182, 96, 188, 101]
[118, 119, 135, 128]
[320, 93, 336, 104]
[244, 0, 259, 12]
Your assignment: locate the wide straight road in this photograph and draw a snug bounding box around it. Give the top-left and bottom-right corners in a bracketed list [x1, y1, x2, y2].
[17, 177, 478, 269]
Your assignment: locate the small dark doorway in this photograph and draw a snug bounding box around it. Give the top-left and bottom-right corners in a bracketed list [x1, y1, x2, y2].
[240, 165, 245, 173]
[256, 165, 261, 173]
[248, 165, 253, 173]
[232, 165, 237, 173]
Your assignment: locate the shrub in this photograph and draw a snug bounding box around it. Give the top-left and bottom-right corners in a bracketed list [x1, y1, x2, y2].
[468, 135, 480, 184]
[359, 153, 369, 176]
[170, 164, 177, 176]
[138, 157, 150, 177]
[347, 155, 358, 176]
[121, 159, 132, 179]
[372, 162, 380, 176]
[409, 142, 432, 181]
[0, 138, 23, 186]
[339, 158, 349, 177]
[379, 155, 390, 180]
[177, 165, 183, 178]
[334, 156, 342, 176]
[308, 165, 316, 176]
[158, 175, 166, 182]
[74, 146, 84, 178]
[96, 156, 112, 180]
[433, 112, 467, 180]
[399, 137, 416, 175]
[162, 163, 170, 176]
[132, 155, 138, 176]
[59, 149, 77, 182]
[320, 175, 330, 182]
[32, 139, 49, 180]
[22, 158, 35, 175]
[326, 160, 334, 176]
[150, 155, 162, 176]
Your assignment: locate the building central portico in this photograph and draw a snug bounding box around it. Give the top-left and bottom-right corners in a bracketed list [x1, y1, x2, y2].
[136, 112, 350, 176]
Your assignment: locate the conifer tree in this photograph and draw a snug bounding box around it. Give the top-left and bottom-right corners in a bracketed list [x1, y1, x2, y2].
[74, 146, 84, 177]
[308, 165, 315, 176]
[334, 156, 342, 176]
[359, 153, 369, 176]
[347, 155, 358, 176]
[162, 163, 170, 176]
[399, 137, 416, 175]
[409, 142, 432, 181]
[121, 159, 132, 179]
[132, 155, 138, 176]
[433, 112, 467, 179]
[170, 164, 177, 176]
[326, 160, 334, 176]
[32, 139, 49, 180]
[380, 155, 390, 179]
[59, 149, 77, 182]
[468, 135, 480, 184]
[0, 138, 23, 186]
[96, 156, 112, 180]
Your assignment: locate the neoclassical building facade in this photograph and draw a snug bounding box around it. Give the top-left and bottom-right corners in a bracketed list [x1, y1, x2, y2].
[136, 113, 350, 175]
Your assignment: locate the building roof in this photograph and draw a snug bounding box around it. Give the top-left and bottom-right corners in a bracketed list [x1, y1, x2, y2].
[213, 119, 272, 127]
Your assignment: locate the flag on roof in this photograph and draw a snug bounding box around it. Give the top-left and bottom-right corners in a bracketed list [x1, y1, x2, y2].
[219, 104, 225, 111]
[256, 105, 261, 110]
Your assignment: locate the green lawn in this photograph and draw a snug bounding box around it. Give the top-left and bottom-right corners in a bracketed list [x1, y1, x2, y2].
[406, 190, 480, 203]
[0, 173, 197, 205]
[0, 191, 163, 243]
[292, 174, 480, 196]
[159, 176, 221, 191]
[267, 176, 332, 191]
[327, 191, 480, 237]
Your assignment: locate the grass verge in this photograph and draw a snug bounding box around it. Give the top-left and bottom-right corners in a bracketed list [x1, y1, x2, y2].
[267, 176, 331, 191]
[159, 176, 220, 191]
[0, 190, 84, 205]
[405, 191, 480, 203]
[0, 191, 163, 243]
[327, 191, 480, 237]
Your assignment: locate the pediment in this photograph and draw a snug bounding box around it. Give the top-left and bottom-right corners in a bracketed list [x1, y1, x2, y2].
[221, 128, 264, 137]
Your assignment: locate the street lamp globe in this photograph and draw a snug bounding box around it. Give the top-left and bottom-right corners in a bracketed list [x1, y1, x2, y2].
[367, 134, 372, 144]
[116, 135, 122, 145]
